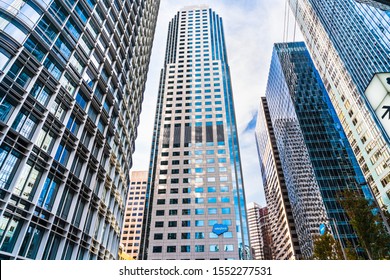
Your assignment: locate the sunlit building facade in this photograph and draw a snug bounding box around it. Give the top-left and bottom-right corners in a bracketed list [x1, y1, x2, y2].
[288, 0, 390, 212]
[0, 0, 159, 259]
[120, 171, 147, 260]
[140, 6, 250, 260]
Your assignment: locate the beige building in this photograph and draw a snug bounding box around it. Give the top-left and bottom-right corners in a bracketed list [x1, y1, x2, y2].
[120, 171, 148, 259]
[140, 6, 250, 260]
[247, 203, 273, 260]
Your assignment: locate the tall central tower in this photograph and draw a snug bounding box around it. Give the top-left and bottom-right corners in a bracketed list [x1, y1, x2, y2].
[140, 6, 250, 260]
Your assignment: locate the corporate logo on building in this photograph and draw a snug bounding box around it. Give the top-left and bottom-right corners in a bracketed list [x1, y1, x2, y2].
[212, 224, 228, 236]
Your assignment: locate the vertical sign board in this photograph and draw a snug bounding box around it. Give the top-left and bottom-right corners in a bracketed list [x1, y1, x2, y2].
[364, 73, 390, 139]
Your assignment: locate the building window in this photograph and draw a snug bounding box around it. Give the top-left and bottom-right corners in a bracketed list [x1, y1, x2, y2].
[54, 142, 71, 166]
[182, 220, 191, 227]
[155, 221, 164, 228]
[154, 234, 163, 240]
[36, 127, 56, 153]
[195, 245, 204, 252]
[153, 246, 162, 253]
[170, 199, 178, 205]
[210, 245, 219, 252]
[13, 160, 42, 201]
[18, 223, 44, 259]
[167, 246, 176, 253]
[0, 215, 23, 253]
[224, 245, 234, 252]
[0, 144, 22, 190]
[37, 175, 60, 211]
[181, 245, 190, 253]
[168, 221, 177, 227]
[11, 109, 39, 140]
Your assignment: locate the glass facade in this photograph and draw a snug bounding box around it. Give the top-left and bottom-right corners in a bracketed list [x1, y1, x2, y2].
[140, 6, 250, 260]
[0, 0, 159, 259]
[355, 0, 390, 11]
[264, 42, 370, 258]
[288, 0, 390, 212]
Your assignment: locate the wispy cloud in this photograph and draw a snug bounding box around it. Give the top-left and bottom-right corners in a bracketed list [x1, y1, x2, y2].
[132, 0, 302, 206]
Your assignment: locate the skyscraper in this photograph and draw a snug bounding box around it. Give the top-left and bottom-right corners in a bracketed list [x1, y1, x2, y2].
[256, 97, 301, 260]
[0, 0, 159, 260]
[356, 0, 390, 11]
[263, 42, 369, 258]
[120, 171, 147, 260]
[140, 6, 250, 260]
[247, 202, 272, 260]
[288, 0, 390, 212]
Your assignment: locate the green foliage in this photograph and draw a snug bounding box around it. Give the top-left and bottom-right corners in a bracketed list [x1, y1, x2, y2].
[339, 190, 390, 260]
[312, 232, 343, 260]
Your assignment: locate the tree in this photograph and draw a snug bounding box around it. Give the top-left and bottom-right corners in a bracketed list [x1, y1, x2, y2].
[338, 190, 390, 260]
[312, 232, 343, 260]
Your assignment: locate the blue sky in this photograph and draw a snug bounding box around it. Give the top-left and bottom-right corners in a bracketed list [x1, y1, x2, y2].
[131, 0, 302, 206]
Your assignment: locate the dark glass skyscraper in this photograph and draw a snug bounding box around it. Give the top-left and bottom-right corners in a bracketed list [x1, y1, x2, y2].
[140, 6, 250, 260]
[263, 42, 369, 258]
[0, 0, 159, 259]
[288, 0, 390, 212]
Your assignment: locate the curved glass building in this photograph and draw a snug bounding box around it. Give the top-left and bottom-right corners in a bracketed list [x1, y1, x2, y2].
[0, 0, 159, 259]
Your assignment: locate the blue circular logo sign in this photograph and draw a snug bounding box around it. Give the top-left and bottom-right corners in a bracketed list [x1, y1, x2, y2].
[212, 224, 228, 236]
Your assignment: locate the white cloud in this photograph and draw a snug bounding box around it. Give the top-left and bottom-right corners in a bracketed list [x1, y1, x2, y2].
[132, 0, 302, 206]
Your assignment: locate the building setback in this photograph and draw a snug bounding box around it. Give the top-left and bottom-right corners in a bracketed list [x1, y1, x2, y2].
[288, 0, 390, 212]
[0, 0, 159, 259]
[263, 42, 369, 258]
[140, 6, 250, 260]
[120, 171, 147, 260]
[256, 97, 301, 260]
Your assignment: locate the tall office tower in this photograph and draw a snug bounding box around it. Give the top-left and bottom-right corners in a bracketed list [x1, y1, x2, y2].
[288, 0, 390, 212]
[264, 42, 369, 258]
[140, 6, 250, 260]
[356, 0, 390, 11]
[0, 0, 159, 260]
[246, 203, 272, 260]
[255, 97, 301, 260]
[120, 171, 147, 260]
[258, 207, 273, 260]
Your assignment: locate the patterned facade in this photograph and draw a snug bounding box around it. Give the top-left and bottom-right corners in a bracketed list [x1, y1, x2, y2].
[0, 0, 159, 259]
